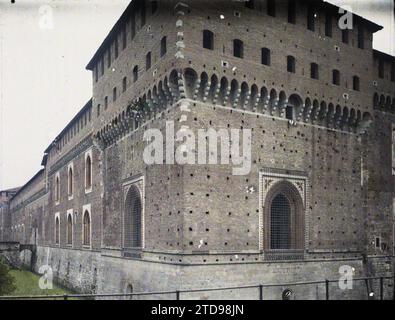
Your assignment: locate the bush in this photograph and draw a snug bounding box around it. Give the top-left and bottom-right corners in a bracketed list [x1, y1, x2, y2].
[0, 260, 16, 295]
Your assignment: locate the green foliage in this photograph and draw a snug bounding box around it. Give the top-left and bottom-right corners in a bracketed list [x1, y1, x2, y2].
[9, 270, 72, 297]
[0, 260, 16, 296]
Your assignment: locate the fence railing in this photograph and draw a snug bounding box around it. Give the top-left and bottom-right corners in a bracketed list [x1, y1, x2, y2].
[0, 276, 394, 300]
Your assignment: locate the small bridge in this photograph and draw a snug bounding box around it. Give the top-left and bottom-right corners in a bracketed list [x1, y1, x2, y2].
[0, 242, 36, 253]
[0, 242, 37, 270]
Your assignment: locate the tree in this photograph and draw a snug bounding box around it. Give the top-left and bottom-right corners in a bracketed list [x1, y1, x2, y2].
[0, 260, 16, 296]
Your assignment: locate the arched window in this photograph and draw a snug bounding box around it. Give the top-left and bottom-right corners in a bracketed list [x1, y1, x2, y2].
[97, 104, 101, 117]
[124, 185, 142, 248]
[264, 181, 304, 253]
[267, 0, 276, 17]
[271, 194, 291, 249]
[378, 60, 384, 79]
[310, 63, 319, 79]
[353, 76, 360, 91]
[146, 52, 151, 70]
[245, 0, 254, 9]
[233, 39, 243, 58]
[55, 217, 60, 245]
[333, 69, 340, 85]
[160, 36, 167, 57]
[325, 12, 332, 37]
[67, 214, 72, 245]
[122, 77, 127, 92]
[113, 87, 117, 102]
[287, 55, 296, 73]
[358, 25, 364, 49]
[307, 5, 315, 31]
[85, 155, 92, 189]
[151, 1, 158, 14]
[261, 48, 270, 66]
[288, 0, 296, 24]
[83, 211, 91, 246]
[55, 175, 60, 202]
[133, 66, 138, 83]
[68, 167, 73, 197]
[140, 0, 146, 27]
[203, 30, 214, 50]
[104, 96, 108, 109]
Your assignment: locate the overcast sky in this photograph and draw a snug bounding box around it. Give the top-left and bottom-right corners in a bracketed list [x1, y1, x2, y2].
[0, 0, 393, 190]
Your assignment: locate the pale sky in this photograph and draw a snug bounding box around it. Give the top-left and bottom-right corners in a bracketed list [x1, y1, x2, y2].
[0, 0, 393, 190]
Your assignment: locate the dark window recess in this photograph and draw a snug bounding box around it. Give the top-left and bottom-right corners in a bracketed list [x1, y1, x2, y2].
[114, 38, 119, 58]
[160, 36, 167, 57]
[342, 29, 349, 44]
[131, 15, 136, 40]
[124, 186, 142, 249]
[141, 1, 146, 27]
[286, 106, 293, 120]
[307, 6, 315, 31]
[378, 59, 384, 79]
[311, 63, 319, 79]
[358, 26, 364, 49]
[288, 0, 296, 24]
[133, 66, 138, 82]
[123, 77, 127, 92]
[333, 70, 340, 85]
[261, 48, 270, 66]
[122, 27, 127, 49]
[270, 194, 291, 250]
[151, 1, 158, 14]
[203, 30, 214, 50]
[353, 76, 360, 91]
[267, 0, 276, 17]
[104, 96, 108, 109]
[146, 52, 151, 70]
[391, 63, 395, 82]
[325, 13, 332, 37]
[113, 87, 117, 102]
[233, 39, 244, 58]
[97, 104, 101, 117]
[94, 66, 98, 82]
[245, 0, 254, 9]
[287, 56, 296, 73]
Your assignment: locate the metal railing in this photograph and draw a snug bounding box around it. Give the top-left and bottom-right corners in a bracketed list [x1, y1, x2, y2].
[0, 275, 394, 300]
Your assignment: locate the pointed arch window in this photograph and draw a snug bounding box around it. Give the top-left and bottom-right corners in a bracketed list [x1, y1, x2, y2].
[85, 154, 92, 190]
[67, 214, 72, 245]
[160, 36, 167, 57]
[55, 175, 60, 203]
[55, 216, 60, 245]
[133, 66, 138, 83]
[68, 166, 73, 197]
[83, 211, 91, 246]
[124, 185, 143, 249]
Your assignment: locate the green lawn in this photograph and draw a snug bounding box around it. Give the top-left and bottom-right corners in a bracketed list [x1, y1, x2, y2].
[8, 269, 73, 299]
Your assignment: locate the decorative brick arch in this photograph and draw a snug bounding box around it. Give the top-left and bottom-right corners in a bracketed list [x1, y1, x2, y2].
[263, 180, 305, 251]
